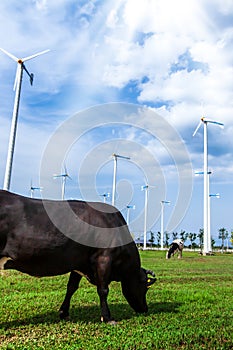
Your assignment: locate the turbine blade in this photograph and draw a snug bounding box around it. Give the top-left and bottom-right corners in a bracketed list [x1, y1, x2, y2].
[203, 119, 224, 127]
[13, 65, 21, 91]
[22, 63, 34, 85]
[22, 49, 50, 62]
[192, 120, 203, 137]
[64, 163, 67, 174]
[0, 48, 18, 62]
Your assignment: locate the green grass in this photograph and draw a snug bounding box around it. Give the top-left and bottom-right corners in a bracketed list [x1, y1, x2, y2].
[0, 252, 233, 349]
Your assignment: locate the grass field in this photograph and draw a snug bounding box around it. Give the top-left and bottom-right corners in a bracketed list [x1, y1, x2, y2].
[0, 251, 232, 349]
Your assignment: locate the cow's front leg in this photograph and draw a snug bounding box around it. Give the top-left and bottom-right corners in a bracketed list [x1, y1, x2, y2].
[96, 255, 116, 324]
[97, 285, 112, 322]
[59, 271, 82, 320]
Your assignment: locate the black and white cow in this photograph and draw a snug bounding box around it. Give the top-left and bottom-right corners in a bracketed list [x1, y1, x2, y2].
[166, 239, 184, 259]
[0, 190, 156, 323]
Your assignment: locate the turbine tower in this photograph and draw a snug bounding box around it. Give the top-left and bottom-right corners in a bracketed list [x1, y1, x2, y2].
[141, 184, 156, 250]
[0, 47, 50, 191]
[111, 153, 130, 207]
[193, 116, 224, 255]
[53, 165, 71, 200]
[141, 185, 149, 250]
[160, 200, 171, 250]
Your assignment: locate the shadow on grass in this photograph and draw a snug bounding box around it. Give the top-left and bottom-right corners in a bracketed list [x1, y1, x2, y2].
[0, 301, 181, 329]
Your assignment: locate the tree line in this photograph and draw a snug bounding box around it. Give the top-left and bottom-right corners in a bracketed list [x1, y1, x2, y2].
[136, 227, 232, 252]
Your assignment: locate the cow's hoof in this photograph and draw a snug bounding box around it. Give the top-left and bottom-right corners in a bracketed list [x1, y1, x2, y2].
[59, 310, 70, 320]
[100, 316, 117, 325]
[107, 320, 117, 326]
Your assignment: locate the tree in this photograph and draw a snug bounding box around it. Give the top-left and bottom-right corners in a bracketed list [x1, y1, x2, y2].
[218, 227, 228, 253]
[188, 233, 197, 249]
[180, 230, 188, 246]
[172, 232, 178, 240]
[164, 232, 170, 247]
[156, 231, 161, 249]
[197, 229, 204, 253]
[148, 231, 155, 247]
[211, 238, 216, 249]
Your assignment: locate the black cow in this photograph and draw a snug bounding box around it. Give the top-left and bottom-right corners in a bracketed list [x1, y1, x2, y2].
[166, 239, 184, 259]
[0, 190, 156, 323]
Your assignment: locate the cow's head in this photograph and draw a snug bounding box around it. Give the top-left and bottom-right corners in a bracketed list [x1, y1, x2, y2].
[121, 268, 156, 313]
[166, 241, 183, 259]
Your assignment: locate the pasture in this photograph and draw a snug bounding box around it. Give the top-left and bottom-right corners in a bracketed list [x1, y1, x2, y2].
[0, 251, 232, 350]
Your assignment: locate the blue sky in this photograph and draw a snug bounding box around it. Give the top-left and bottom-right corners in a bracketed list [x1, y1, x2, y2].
[0, 0, 232, 244]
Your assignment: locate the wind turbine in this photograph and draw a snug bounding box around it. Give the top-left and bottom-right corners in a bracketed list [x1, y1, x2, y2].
[30, 180, 43, 198]
[141, 184, 156, 250]
[53, 165, 71, 200]
[111, 153, 130, 207]
[160, 200, 171, 250]
[193, 116, 224, 255]
[126, 204, 135, 226]
[0, 47, 50, 191]
[100, 192, 110, 203]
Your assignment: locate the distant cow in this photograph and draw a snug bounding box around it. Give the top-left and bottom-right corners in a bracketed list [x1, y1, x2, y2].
[0, 190, 156, 323]
[166, 239, 184, 259]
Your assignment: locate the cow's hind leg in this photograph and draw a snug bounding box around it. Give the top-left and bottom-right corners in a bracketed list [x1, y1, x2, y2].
[59, 271, 82, 320]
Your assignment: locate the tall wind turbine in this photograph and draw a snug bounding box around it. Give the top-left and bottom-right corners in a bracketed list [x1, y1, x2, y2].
[0, 47, 50, 191]
[53, 165, 71, 200]
[111, 153, 130, 207]
[193, 116, 224, 255]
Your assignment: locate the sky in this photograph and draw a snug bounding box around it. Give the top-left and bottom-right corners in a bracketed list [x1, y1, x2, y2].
[0, 0, 232, 245]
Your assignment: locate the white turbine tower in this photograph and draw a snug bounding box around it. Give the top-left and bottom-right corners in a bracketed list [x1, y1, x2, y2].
[0, 47, 50, 191]
[160, 200, 171, 250]
[111, 153, 130, 207]
[141, 185, 149, 250]
[193, 116, 224, 255]
[53, 165, 71, 200]
[141, 184, 156, 250]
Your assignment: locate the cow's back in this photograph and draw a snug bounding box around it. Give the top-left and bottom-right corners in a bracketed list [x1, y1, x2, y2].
[0, 190, 135, 278]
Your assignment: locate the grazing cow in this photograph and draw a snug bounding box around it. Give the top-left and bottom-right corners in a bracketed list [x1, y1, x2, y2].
[0, 190, 156, 323]
[166, 239, 184, 259]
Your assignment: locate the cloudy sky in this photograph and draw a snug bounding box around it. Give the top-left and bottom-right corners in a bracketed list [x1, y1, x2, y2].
[0, 0, 232, 243]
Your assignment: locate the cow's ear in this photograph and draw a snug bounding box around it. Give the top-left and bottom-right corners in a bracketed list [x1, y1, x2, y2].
[145, 269, 156, 288]
[141, 268, 156, 287]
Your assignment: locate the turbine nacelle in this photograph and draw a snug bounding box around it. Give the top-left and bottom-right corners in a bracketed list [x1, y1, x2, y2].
[193, 116, 224, 137]
[0, 48, 50, 91]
